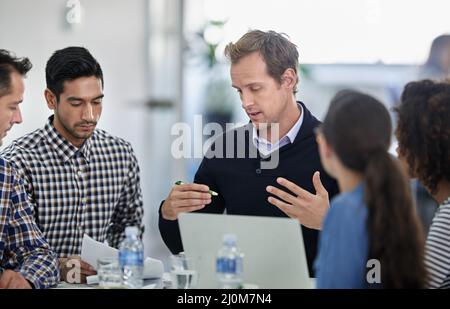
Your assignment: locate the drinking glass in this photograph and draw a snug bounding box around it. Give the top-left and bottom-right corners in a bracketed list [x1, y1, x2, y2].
[97, 257, 123, 288]
[170, 253, 198, 289]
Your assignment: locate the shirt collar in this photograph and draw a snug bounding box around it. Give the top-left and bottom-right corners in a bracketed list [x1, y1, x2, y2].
[44, 115, 93, 163]
[252, 102, 304, 146]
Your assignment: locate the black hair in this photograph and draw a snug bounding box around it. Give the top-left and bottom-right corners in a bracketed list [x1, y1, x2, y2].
[45, 46, 103, 100]
[0, 49, 32, 96]
[424, 34, 450, 72]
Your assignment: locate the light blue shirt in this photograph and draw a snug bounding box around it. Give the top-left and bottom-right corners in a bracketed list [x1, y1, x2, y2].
[252, 103, 304, 156]
[314, 183, 373, 289]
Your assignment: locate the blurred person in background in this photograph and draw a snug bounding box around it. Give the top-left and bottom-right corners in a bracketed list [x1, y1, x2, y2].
[419, 34, 450, 80]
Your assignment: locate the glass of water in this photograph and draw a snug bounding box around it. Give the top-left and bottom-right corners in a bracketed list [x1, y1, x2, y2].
[170, 253, 198, 289]
[97, 257, 123, 288]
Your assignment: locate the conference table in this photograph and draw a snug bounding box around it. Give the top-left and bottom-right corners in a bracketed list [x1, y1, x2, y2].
[54, 273, 169, 289]
[54, 274, 316, 289]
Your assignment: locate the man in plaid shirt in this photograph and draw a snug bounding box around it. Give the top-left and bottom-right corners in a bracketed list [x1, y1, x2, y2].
[0, 49, 59, 288]
[1, 47, 144, 283]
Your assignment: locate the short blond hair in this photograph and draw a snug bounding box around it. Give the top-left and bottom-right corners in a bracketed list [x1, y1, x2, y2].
[224, 30, 299, 93]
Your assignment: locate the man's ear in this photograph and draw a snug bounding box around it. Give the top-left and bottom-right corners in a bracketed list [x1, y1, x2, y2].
[44, 89, 57, 110]
[281, 68, 298, 91]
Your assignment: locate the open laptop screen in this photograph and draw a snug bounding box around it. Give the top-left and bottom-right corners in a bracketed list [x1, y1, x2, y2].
[179, 213, 311, 289]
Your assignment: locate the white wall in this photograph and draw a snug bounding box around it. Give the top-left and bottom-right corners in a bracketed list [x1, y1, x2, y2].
[1, 0, 151, 143]
[0, 0, 173, 264]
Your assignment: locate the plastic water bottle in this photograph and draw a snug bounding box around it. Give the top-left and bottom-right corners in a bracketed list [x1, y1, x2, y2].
[216, 234, 244, 289]
[119, 226, 144, 288]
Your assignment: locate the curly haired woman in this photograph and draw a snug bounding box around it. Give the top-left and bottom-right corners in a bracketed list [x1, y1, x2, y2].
[396, 79, 450, 288]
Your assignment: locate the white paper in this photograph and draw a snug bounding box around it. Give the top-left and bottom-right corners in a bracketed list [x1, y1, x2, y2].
[143, 257, 164, 279]
[81, 234, 118, 270]
[80, 233, 164, 279]
[86, 274, 99, 285]
[141, 283, 156, 289]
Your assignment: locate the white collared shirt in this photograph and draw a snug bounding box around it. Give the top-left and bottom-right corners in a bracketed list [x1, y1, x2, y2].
[252, 103, 304, 156]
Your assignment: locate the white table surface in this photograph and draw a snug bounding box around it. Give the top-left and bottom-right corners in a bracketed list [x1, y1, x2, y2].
[54, 273, 315, 289]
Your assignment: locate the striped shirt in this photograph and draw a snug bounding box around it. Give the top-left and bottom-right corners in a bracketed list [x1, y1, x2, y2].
[0, 157, 59, 288]
[1, 116, 144, 257]
[425, 196, 450, 288]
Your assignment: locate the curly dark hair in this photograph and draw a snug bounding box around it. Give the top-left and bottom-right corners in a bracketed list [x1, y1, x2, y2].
[395, 79, 450, 194]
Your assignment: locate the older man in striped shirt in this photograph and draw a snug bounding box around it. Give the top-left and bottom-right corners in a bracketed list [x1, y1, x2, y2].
[0, 49, 59, 289]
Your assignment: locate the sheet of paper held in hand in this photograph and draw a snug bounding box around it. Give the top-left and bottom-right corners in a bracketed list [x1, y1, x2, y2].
[81, 234, 118, 270]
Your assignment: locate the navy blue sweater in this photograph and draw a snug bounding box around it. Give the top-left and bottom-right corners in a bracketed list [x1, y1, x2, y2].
[159, 102, 339, 275]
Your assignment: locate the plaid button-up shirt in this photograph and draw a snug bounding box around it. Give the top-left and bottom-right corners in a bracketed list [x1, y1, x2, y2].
[1, 116, 144, 257]
[0, 157, 59, 288]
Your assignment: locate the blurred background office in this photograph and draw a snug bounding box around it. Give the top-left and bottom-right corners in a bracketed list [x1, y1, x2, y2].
[1, 0, 449, 269]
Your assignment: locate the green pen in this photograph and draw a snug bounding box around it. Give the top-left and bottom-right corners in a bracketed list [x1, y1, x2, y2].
[175, 180, 218, 196]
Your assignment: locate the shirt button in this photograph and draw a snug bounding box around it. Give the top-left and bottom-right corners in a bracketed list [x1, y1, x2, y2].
[77, 170, 83, 176]
[256, 168, 261, 174]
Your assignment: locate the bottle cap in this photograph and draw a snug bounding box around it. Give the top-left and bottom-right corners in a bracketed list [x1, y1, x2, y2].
[125, 226, 139, 237]
[223, 233, 237, 246]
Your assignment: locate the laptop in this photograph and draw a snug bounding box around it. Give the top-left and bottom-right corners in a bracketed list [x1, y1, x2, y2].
[178, 213, 312, 289]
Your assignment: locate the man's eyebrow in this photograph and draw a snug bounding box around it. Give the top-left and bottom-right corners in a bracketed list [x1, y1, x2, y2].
[66, 94, 104, 101]
[246, 82, 262, 87]
[232, 83, 262, 90]
[92, 94, 104, 100]
[67, 97, 84, 102]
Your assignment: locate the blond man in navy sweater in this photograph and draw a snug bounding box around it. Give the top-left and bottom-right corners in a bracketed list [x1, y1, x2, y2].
[159, 30, 338, 274]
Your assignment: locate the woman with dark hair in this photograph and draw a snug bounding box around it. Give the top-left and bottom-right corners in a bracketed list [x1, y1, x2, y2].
[313, 90, 427, 288]
[413, 35, 450, 235]
[395, 79, 450, 289]
[419, 35, 450, 80]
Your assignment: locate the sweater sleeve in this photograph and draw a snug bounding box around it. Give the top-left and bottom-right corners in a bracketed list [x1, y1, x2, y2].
[158, 156, 225, 254]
